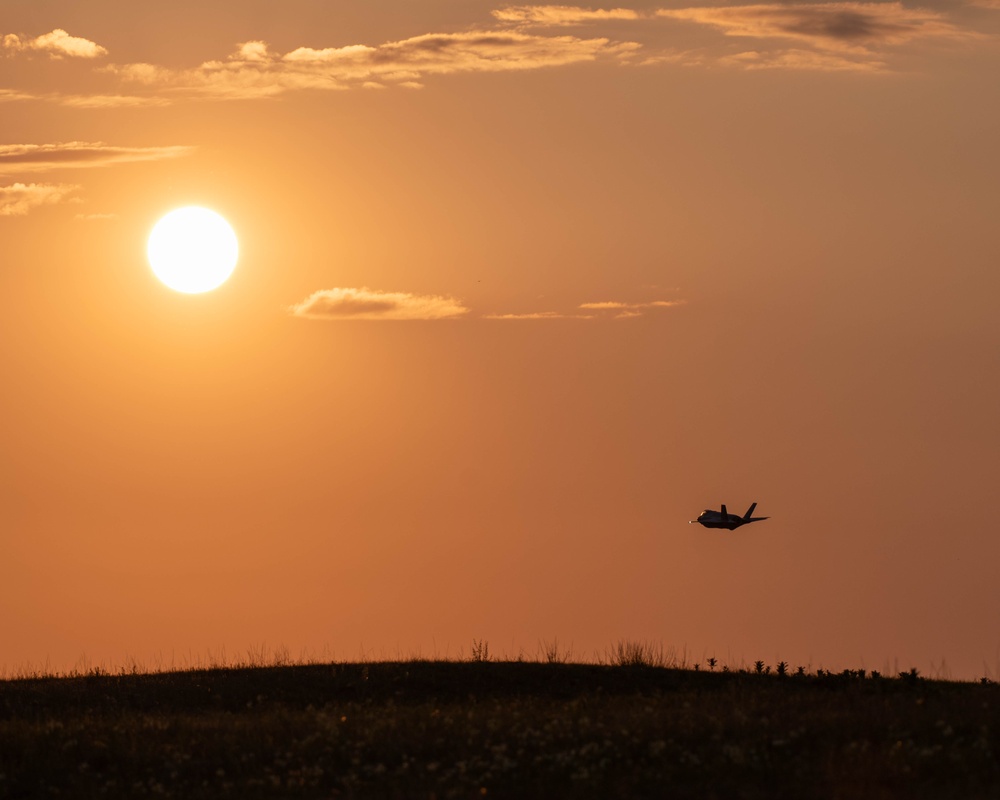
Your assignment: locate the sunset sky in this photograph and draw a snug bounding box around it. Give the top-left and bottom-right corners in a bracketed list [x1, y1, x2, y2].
[3, 0, 1000, 679]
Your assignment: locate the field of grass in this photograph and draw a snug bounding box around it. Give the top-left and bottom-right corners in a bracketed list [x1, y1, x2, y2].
[2, 655, 998, 798]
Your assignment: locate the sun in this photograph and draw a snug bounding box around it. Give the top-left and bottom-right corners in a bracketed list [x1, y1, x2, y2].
[147, 207, 239, 294]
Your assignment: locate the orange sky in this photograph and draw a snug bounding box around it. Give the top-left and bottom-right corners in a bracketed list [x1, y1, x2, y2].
[3, 0, 1000, 679]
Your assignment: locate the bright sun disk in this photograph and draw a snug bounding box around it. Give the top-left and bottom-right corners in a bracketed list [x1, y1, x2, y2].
[147, 206, 238, 294]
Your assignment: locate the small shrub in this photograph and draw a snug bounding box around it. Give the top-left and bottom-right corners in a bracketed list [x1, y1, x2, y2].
[776, 661, 788, 677]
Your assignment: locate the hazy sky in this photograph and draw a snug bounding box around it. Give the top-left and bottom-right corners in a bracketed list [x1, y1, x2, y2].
[3, 0, 1000, 678]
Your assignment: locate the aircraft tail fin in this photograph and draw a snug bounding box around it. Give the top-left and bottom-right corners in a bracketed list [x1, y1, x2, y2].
[744, 502, 757, 520]
[721, 504, 728, 519]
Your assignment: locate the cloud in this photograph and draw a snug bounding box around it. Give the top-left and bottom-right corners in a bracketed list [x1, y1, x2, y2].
[103, 59, 319, 100]
[286, 29, 641, 75]
[655, 3, 969, 54]
[484, 310, 593, 319]
[578, 299, 686, 318]
[0, 88, 167, 108]
[75, 212, 117, 221]
[487, 298, 685, 319]
[290, 289, 685, 321]
[233, 41, 271, 62]
[0, 183, 79, 215]
[290, 287, 470, 320]
[3, 29, 108, 59]
[718, 47, 885, 71]
[0, 142, 194, 173]
[105, 29, 640, 99]
[6, 3, 974, 106]
[578, 299, 683, 310]
[493, 6, 643, 25]
[57, 94, 172, 108]
[0, 88, 35, 102]
[638, 50, 705, 67]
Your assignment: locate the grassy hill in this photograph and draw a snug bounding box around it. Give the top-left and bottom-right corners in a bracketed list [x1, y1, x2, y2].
[2, 659, 998, 798]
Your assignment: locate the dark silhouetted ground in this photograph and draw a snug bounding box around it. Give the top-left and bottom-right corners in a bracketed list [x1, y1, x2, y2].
[2, 661, 998, 798]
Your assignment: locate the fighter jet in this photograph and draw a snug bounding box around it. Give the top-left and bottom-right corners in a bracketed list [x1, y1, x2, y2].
[690, 503, 768, 530]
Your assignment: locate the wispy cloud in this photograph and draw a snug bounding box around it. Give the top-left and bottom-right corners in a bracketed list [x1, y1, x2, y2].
[484, 310, 593, 319]
[279, 29, 637, 74]
[578, 300, 683, 310]
[58, 94, 172, 109]
[3, 3, 983, 106]
[488, 298, 685, 319]
[291, 287, 685, 321]
[3, 18, 638, 103]
[493, 6, 643, 25]
[0, 182, 79, 216]
[3, 29, 108, 59]
[290, 287, 470, 320]
[580, 298, 686, 318]
[0, 142, 194, 173]
[103, 29, 640, 99]
[718, 47, 885, 71]
[655, 3, 970, 54]
[0, 88, 166, 107]
[0, 89, 35, 102]
[490, 3, 981, 71]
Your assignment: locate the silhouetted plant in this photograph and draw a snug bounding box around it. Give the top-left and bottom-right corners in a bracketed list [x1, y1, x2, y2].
[754, 660, 765, 674]
[539, 638, 570, 664]
[776, 661, 788, 677]
[470, 640, 491, 663]
[707, 657, 717, 671]
[605, 640, 668, 668]
[795, 666, 805, 677]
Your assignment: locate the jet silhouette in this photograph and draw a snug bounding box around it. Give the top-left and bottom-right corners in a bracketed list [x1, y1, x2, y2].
[690, 503, 768, 530]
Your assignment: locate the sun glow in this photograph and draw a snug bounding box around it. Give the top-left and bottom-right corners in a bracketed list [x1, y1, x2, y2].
[147, 207, 238, 294]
